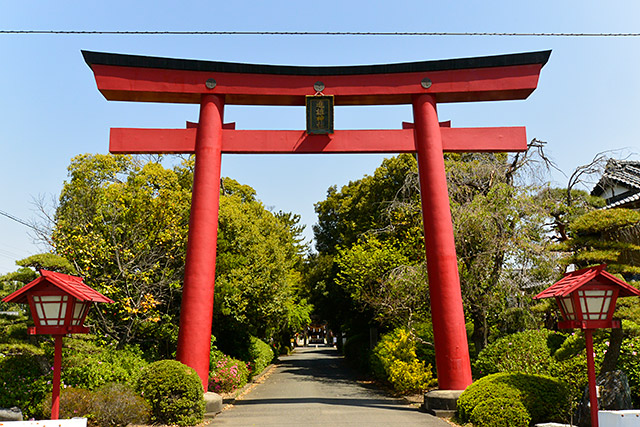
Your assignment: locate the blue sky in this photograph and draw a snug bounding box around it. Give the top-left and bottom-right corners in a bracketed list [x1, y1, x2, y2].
[1, 1, 639, 274]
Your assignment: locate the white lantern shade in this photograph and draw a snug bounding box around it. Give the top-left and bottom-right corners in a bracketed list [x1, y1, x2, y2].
[31, 294, 70, 327]
[578, 289, 614, 321]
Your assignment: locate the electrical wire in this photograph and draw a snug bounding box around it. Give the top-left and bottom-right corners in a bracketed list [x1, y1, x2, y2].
[0, 30, 639, 37]
[0, 209, 38, 231]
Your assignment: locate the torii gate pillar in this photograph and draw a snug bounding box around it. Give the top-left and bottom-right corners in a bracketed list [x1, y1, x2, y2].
[176, 94, 224, 380]
[83, 49, 550, 392]
[413, 94, 471, 388]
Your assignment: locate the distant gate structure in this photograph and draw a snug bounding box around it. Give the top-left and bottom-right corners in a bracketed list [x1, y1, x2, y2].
[83, 49, 550, 392]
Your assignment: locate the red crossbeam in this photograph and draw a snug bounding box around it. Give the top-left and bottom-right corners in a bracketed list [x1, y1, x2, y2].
[109, 127, 526, 154]
[91, 64, 543, 106]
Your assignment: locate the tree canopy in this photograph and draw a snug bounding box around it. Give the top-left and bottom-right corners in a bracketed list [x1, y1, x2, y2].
[39, 153, 310, 357]
[309, 151, 562, 354]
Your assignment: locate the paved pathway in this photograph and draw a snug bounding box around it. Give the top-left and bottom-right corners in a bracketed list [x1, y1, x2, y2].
[210, 346, 450, 426]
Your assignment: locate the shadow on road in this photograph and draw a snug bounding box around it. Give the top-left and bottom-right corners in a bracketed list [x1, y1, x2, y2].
[233, 396, 418, 412]
[232, 346, 417, 413]
[277, 347, 360, 386]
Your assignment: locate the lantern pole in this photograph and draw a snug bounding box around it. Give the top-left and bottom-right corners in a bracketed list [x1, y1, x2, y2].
[51, 334, 63, 420]
[585, 329, 599, 427]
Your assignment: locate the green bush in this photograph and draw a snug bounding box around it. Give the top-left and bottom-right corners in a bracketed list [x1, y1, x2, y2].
[41, 383, 151, 427]
[91, 383, 151, 427]
[0, 319, 29, 343]
[371, 328, 436, 394]
[247, 336, 275, 377]
[208, 350, 250, 393]
[617, 335, 640, 406]
[60, 338, 148, 390]
[135, 360, 205, 426]
[469, 397, 531, 427]
[548, 352, 588, 409]
[473, 329, 566, 377]
[0, 344, 51, 418]
[40, 387, 94, 420]
[457, 372, 570, 424]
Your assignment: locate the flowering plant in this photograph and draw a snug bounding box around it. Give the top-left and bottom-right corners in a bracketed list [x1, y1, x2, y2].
[208, 354, 250, 394]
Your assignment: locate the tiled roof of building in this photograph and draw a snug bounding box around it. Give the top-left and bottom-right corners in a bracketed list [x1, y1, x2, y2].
[592, 160, 640, 195]
[604, 192, 640, 210]
[592, 160, 640, 209]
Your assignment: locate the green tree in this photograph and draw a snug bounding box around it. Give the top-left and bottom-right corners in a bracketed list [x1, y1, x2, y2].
[310, 151, 556, 355]
[309, 154, 424, 341]
[49, 154, 309, 357]
[335, 236, 429, 330]
[214, 178, 311, 354]
[552, 207, 640, 374]
[52, 154, 191, 355]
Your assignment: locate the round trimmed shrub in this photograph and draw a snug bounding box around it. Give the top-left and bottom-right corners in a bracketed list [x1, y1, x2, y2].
[342, 333, 371, 372]
[135, 360, 205, 426]
[457, 372, 570, 424]
[469, 398, 531, 427]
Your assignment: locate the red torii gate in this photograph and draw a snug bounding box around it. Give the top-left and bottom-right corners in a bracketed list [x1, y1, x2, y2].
[83, 49, 550, 392]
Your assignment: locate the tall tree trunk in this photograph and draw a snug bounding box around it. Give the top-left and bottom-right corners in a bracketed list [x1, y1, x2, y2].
[471, 314, 486, 356]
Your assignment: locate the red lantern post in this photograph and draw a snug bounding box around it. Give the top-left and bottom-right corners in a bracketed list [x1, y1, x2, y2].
[534, 265, 640, 427]
[2, 270, 113, 419]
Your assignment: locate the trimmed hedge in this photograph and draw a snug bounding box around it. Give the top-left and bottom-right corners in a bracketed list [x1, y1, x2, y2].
[469, 397, 531, 427]
[342, 333, 371, 372]
[457, 372, 570, 424]
[135, 360, 205, 426]
[248, 336, 275, 377]
[60, 339, 148, 390]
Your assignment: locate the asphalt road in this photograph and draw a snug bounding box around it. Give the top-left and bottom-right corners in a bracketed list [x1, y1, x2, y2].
[210, 346, 450, 426]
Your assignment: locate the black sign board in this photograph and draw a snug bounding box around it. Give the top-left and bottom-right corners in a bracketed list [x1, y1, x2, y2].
[306, 95, 334, 134]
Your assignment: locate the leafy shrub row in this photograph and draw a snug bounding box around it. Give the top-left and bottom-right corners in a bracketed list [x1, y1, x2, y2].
[59, 338, 148, 390]
[342, 333, 371, 372]
[247, 336, 275, 377]
[474, 329, 588, 407]
[457, 372, 570, 425]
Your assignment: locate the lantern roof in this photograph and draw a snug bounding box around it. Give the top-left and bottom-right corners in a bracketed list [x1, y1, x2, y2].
[534, 264, 640, 300]
[2, 270, 114, 304]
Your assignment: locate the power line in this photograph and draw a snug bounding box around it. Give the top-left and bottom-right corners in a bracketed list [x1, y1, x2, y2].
[0, 209, 38, 232]
[1, 30, 640, 37]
